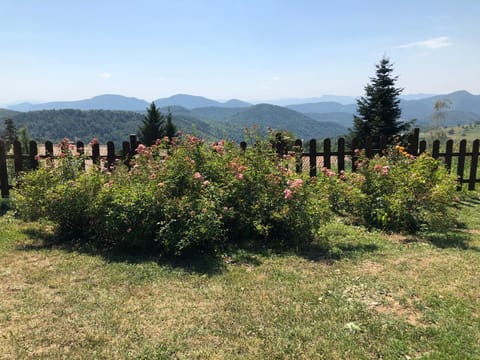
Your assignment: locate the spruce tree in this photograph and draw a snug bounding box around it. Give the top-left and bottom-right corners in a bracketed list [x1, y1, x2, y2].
[2, 118, 17, 150]
[165, 110, 177, 140]
[138, 102, 166, 146]
[349, 57, 410, 148]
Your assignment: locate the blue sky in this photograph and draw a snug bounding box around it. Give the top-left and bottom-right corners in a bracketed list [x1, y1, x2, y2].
[1, 0, 479, 105]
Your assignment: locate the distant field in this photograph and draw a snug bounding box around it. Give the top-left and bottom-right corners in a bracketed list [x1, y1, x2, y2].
[421, 122, 480, 145]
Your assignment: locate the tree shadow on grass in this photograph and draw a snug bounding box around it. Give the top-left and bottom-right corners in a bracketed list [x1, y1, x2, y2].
[420, 230, 480, 251]
[19, 227, 226, 276]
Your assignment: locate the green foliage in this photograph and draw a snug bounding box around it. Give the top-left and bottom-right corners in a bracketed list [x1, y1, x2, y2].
[12, 132, 460, 255]
[14, 133, 331, 255]
[349, 57, 411, 147]
[326, 146, 458, 232]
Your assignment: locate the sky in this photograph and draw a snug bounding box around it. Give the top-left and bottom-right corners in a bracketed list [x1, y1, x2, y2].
[1, 0, 479, 105]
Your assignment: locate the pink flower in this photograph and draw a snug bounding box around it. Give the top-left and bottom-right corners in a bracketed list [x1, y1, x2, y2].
[287, 178, 303, 190]
[236, 173, 244, 180]
[381, 166, 389, 176]
[194, 172, 204, 181]
[149, 173, 157, 180]
[136, 144, 147, 154]
[89, 138, 99, 146]
[58, 153, 66, 158]
[373, 164, 382, 172]
[202, 180, 210, 186]
[283, 188, 293, 200]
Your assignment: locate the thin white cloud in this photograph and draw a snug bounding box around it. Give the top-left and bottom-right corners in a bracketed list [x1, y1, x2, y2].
[99, 72, 111, 79]
[272, 76, 280, 81]
[396, 36, 451, 50]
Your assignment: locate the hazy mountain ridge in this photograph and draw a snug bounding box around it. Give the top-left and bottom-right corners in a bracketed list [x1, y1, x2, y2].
[2, 90, 480, 143]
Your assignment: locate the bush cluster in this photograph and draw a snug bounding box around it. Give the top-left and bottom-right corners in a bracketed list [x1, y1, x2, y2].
[13, 136, 458, 255]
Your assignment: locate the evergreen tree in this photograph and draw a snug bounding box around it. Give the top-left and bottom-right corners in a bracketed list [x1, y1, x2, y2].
[138, 102, 166, 146]
[17, 127, 31, 153]
[349, 57, 410, 148]
[2, 118, 17, 150]
[165, 110, 177, 140]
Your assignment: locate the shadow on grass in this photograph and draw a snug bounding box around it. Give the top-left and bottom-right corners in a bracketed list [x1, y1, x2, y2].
[19, 227, 226, 276]
[421, 230, 480, 251]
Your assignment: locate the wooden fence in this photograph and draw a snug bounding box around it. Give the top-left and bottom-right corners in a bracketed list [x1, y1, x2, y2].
[0, 129, 479, 198]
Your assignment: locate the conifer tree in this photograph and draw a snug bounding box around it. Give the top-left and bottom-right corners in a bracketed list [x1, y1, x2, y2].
[165, 110, 177, 140]
[138, 102, 166, 146]
[2, 118, 17, 150]
[349, 57, 411, 148]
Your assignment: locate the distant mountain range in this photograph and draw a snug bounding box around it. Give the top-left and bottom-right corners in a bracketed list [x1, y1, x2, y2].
[2, 90, 480, 143]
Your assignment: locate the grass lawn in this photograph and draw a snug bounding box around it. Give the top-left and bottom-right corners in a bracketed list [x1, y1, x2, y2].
[1, 194, 479, 359]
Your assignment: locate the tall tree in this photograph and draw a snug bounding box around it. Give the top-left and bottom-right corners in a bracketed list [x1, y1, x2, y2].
[2, 118, 17, 150]
[138, 102, 166, 146]
[165, 110, 177, 141]
[349, 57, 410, 148]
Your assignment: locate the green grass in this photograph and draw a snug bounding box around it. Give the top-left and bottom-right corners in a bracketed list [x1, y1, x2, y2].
[1, 194, 480, 359]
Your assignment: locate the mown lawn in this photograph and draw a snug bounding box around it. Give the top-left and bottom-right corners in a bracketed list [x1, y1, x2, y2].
[1, 194, 479, 359]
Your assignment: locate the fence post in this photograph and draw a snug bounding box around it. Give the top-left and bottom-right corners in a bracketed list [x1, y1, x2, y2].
[240, 141, 247, 152]
[77, 141, 85, 170]
[309, 139, 317, 177]
[351, 138, 358, 172]
[457, 139, 467, 191]
[407, 128, 420, 156]
[122, 141, 131, 167]
[45, 141, 54, 158]
[29, 141, 38, 170]
[129, 134, 138, 158]
[445, 140, 453, 171]
[92, 143, 100, 165]
[337, 138, 345, 172]
[468, 139, 479, 191]
[13, 140, 23, 174]
[294, 139, 302, 174]
[323, 138, 331, 169]
[107, 141, 115, 170]
[432, 140, 440, 159]
[0, 140, 9, 197]
[419, 140, 427, 155]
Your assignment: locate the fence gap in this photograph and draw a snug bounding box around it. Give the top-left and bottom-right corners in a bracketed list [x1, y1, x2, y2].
[13, 140, 23, 174]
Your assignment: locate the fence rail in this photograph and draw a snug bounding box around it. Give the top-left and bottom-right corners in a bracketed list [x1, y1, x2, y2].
[0, 129, 479, 198]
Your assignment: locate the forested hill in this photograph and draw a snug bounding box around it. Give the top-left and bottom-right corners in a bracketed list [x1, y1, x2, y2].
[1, 106, 349, 144]
[2, 109, 224, 144]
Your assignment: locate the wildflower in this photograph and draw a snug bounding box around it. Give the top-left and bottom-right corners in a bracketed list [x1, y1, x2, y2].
[149, 173, 157, 180]
[373, 163, 382, 172]
[236, 173, 244, 180]
[283, 188, 293, 200]
[194, 172, 204, 181]
[381, 166, 389, 176]
[202, 180, 210, 186]
[58, 153, 66, 158]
